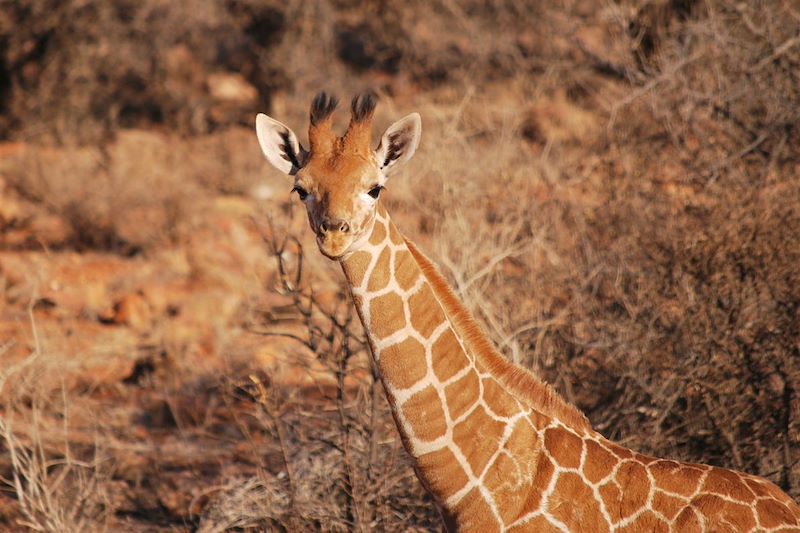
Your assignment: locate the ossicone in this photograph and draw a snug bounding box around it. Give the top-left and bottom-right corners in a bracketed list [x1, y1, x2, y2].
[310, 92, 339, 125]
[350, 92, 377, 123]
[308, 91, 339, 153]
[344, 92, 378, 154]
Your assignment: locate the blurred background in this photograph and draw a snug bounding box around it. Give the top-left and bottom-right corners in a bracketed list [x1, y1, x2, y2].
[1, 0, 799, 531]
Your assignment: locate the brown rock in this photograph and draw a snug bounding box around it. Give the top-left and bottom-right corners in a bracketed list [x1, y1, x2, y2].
[0, 142, 25, 160]
[207, 73, 257, 105]
[112, 293, 152, 331]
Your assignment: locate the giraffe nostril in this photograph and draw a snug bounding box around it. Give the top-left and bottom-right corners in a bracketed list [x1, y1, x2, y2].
[321, 218, 349, 234]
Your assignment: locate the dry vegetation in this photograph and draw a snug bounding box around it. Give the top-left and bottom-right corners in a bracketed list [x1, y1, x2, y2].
[1, 0, 799, 530]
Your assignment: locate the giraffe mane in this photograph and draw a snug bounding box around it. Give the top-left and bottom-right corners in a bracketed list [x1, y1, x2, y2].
[404, 239, 592, 433]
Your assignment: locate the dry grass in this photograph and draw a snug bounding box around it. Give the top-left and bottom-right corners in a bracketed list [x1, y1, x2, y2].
[1, 0, 800, 530]
[0, 127, 269, 254]
[0, 320, 113, 532]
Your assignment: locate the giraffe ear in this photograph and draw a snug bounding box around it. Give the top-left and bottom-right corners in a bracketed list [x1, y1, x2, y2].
[255, 113, 308, 175]
[375, 113, 421, 175]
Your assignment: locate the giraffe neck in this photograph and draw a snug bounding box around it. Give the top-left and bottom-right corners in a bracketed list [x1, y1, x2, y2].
[339, 204, 590, 512]
[337, 205, 800, 532]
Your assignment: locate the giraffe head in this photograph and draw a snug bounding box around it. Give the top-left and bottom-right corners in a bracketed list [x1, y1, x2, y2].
[255, 92, 421, 259]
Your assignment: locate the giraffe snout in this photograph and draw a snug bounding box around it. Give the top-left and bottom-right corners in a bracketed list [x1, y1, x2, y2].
[314, 215, 356, 259]
[319, 217, 350, 234]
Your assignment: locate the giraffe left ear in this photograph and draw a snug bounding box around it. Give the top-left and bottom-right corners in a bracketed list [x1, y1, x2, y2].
[375, 113, 421, 175]
[255, 113, 308, 176]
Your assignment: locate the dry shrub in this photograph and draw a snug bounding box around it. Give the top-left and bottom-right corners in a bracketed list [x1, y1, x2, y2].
[579, 3, 800, 492]
[0, 335, 113, 532]
[0, 0, 606, 144]
[2, 131, 196, 253]
[0, 127, 270, 254]
[194, 227, 438, 531]
[335, 1, 548, 84]
[196, 477, 287, 533]
[614, 0, 800, 181]
[594, 184, 800, 482]
[186, 128, 270, 195]
[0, 0, 287, 142]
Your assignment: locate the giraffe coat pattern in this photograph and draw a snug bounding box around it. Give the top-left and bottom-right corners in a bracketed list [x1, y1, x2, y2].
[342, 210, 800, 532]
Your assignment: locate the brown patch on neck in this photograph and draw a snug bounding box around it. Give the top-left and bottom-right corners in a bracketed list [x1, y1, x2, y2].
[369, 218, 387, 245]
[341, 250, 371, 287]
[404, 239, 592, 433]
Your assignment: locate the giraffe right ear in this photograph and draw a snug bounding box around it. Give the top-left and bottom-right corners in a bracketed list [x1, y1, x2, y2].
[375, 113, 421, 175]
[255, 113, 307, 175]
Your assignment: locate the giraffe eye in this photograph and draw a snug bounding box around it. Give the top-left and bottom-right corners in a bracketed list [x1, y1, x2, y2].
[368, 185, 384, 199]
[292, 186, 309, 201]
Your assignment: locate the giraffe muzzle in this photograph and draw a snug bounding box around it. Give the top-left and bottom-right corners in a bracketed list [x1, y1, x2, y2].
[315, 223, 356, 259]
[319, 218, 350, 234]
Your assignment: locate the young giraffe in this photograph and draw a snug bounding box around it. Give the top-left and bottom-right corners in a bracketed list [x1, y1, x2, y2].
[255, 92, 800, 532]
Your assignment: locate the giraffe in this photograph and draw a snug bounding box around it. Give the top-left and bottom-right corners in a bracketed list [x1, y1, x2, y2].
[255, 92, 800, 532]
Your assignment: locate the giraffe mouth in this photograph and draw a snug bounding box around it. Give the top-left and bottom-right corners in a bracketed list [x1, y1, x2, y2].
[315, 225, 372, 260]
[315, 232, 353, 260]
